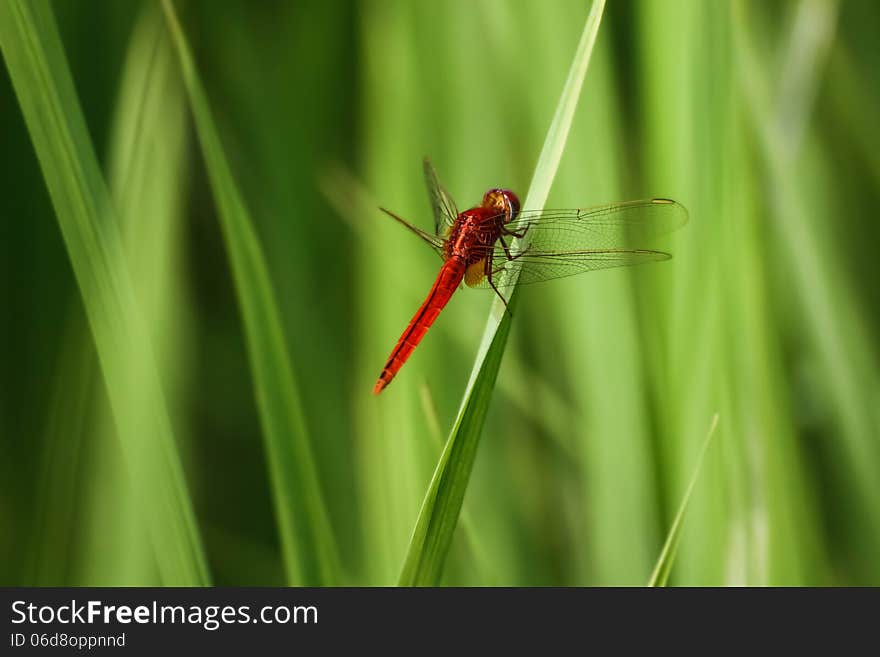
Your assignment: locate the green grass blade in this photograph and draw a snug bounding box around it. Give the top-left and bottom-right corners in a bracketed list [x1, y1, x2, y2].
[26, 308, 93, 585]
[398, 0, 607, 587]
[77, 4, 192, 586]
[29, 4, 193, 586]
[648, 414, 719, 587]
[0, 0, 208, 585]
[418, 381, 496, 585]
[733, 0, 880, 575]
[161, 0, 340, 585]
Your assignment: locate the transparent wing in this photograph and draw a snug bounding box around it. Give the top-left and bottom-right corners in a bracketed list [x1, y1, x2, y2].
[423, 158, 459, 235]
[472, 249, 673, 288]
[506, 198, 688, 247]
[379, 207, 444, 256]
[469, 198, 687, 288]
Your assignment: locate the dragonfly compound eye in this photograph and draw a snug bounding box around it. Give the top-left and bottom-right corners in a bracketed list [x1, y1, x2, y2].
[501, 189, 520, 221]
[483, 188, 521, 222]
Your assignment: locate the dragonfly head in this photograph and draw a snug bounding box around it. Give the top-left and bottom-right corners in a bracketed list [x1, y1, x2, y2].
[483, 188, 520, 224]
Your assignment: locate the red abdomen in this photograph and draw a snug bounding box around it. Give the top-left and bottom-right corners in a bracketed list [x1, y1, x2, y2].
[373, 259, 466, 394]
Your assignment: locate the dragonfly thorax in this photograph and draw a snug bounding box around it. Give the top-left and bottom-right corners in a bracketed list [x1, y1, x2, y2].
[482, 188, 520, 223]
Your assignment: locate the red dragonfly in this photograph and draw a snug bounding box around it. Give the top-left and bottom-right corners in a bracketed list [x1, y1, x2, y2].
[373, 159, 687, 394]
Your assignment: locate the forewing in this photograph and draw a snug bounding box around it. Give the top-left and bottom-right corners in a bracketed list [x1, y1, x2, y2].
[423, 158, 459, 235]
[469, 198, 686, 288]
[506, 198, 688, 248]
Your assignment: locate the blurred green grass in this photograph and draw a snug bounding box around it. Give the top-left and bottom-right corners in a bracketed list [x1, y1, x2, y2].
[1, 0, 879, 586]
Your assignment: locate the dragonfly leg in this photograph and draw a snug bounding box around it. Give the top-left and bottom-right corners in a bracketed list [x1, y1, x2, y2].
[484, 252, 511, 313]
[498, 235, 529, 262]
[502, 222, 530, 239]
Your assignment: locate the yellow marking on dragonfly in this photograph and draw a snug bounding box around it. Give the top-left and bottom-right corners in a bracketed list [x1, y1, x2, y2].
[465, 259, 486, 287]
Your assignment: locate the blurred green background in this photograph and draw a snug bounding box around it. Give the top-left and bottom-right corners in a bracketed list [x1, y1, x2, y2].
[2, 0, 879, 586]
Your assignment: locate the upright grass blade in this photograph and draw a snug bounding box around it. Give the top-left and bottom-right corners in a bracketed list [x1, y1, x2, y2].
[0, 0, 208, 585]
[29, 6, 187, 586]
[26, 308, 93, 585]
[78, 4, 192, 586]
[734, 0, 880, 575]
[648, 414, 719, 587]
[398, 0, 607, 586]
[161, 0, 340, 586]
[418, 381, 496, 585]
